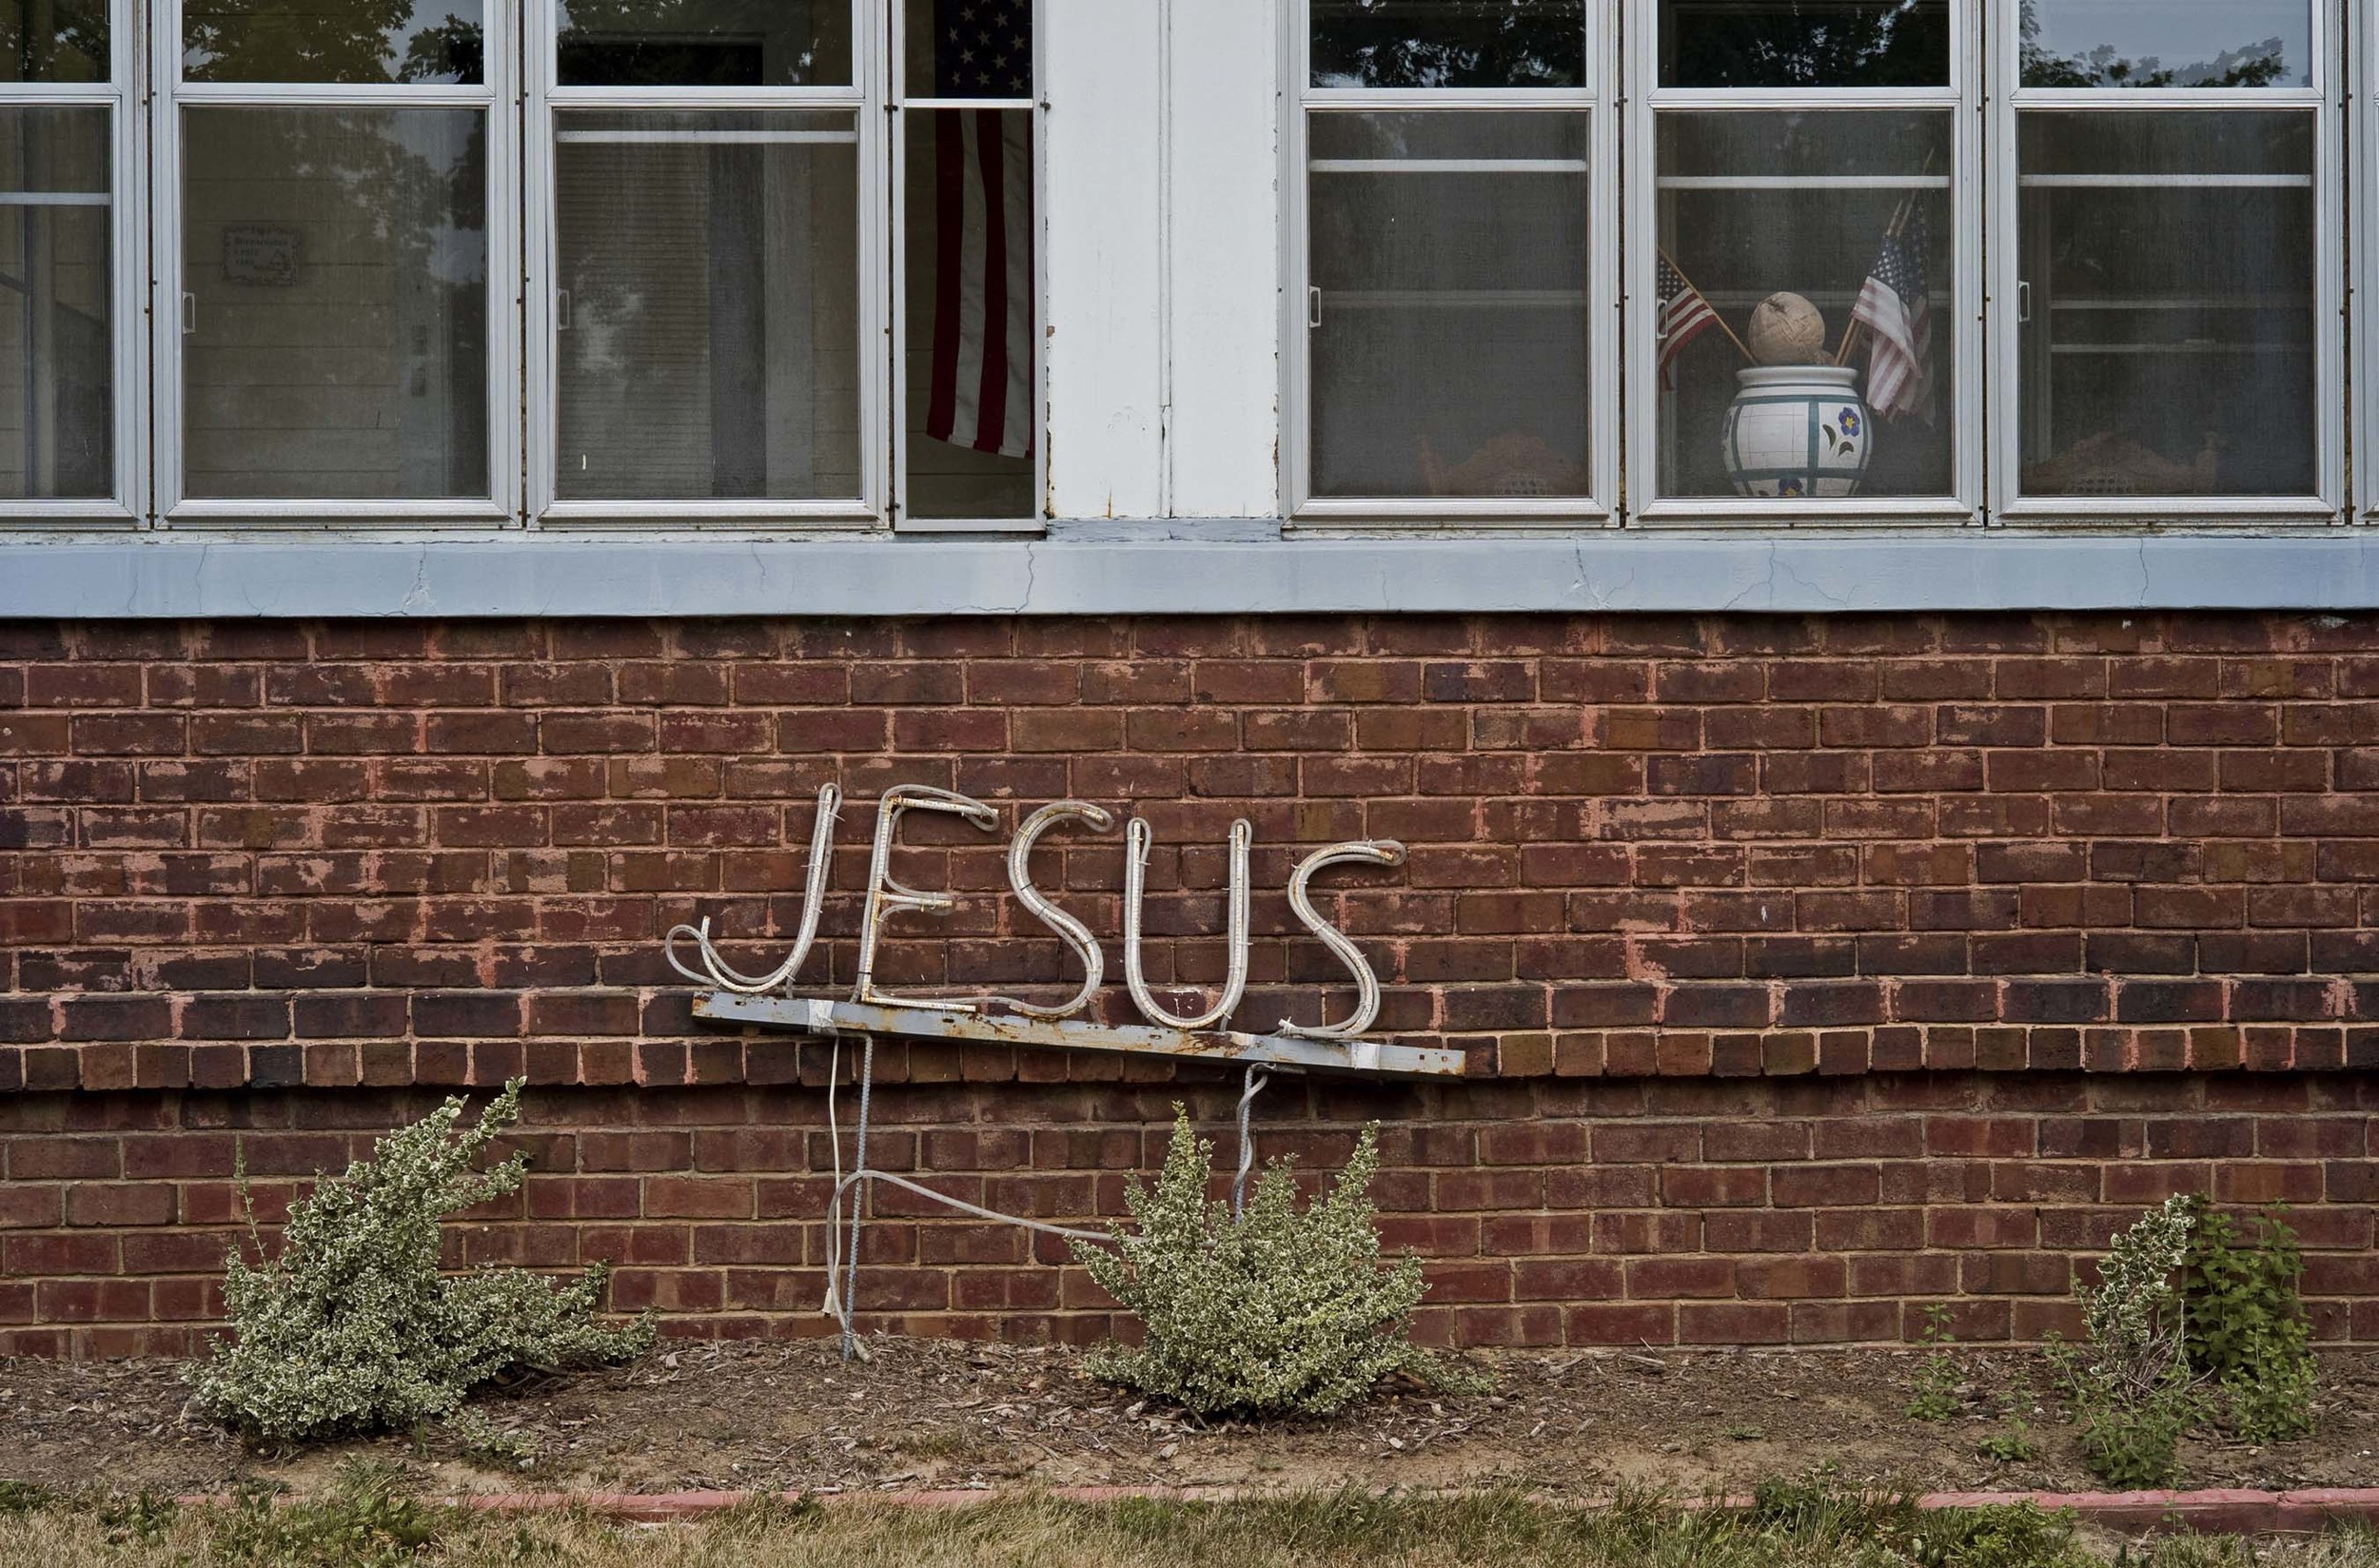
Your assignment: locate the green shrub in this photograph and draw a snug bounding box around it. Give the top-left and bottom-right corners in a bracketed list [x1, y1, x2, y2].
[1976, 1422, 2039, 1465]
[2054, 1195, 2202, 1487]
[2180, 1198, 2316, 1443]
[1906, 1303, 1962, 1421]
[1074, 1108, 1484, 1418]
[191, 1080, 653, 1444]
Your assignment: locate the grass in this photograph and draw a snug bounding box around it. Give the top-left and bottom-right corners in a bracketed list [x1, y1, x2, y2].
[0, 1478, 2372, 1568]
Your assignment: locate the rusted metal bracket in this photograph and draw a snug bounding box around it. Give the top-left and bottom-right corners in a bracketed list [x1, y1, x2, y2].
[691, 993, 1465, 1079]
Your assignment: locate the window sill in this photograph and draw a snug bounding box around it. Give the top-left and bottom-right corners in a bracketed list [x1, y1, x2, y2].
[0, 521, 2373, 617]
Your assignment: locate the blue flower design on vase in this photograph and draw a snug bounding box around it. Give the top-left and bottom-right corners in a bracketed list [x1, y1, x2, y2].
[1838, 407, 1861, 440]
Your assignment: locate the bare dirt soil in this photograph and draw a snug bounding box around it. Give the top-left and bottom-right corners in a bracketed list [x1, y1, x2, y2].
[1, 1342, 2372, 1500]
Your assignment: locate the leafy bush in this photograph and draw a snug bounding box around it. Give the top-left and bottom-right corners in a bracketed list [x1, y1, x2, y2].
[1976, 1423, 2039, 1465]
[191, 1080, 652, 1443]
[2180, 1198, 2315, 1443]
[1905, 1304, 1961, 1421]
[2052, 1193, 2317, 1484]
[2052, 1194, 2202, 1486]
[1074, 1108, 1483, 1418]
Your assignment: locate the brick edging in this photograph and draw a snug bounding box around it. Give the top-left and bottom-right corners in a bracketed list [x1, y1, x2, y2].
[164, 1485, 2379, 1535]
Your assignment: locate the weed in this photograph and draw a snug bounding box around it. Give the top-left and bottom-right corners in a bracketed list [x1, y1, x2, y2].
[0, 1482, 55, 1518]
[445, 1408, 540, 1474]
[1722, 1424, 1765, 1441]
[206, 1460, 442, 1568]
[2180, 1199, 2315, 1443]
[1976, 1423, 2040, 1465]
[1907, 1304, 1963, 1422]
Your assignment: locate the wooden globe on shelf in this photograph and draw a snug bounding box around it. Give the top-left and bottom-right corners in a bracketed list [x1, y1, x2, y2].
[1747, 291, 1826, 365]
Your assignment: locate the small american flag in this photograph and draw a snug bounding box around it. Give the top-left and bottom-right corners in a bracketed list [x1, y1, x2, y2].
[1850, 214, 1933, 422]
[926, 0, 1033, 460]
[1655, 251, 1718, 391]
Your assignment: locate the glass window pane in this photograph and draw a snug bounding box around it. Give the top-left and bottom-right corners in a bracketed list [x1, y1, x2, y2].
[0, 1, 107, 83]
[0, 107, 110, 500]
[183, 108, 487, 501]
[906, 0, 1031, 100]
[1309, 111, 1589, 501]
[902, 108, 1033, 519]
[1655, 110, 1953, 500]
[1660, 0, 1948, 88]
[558, 1, 850, 88]
[184, 0, 484, 84]
[2016, 110, 2314, 499]
[2020, 0, 2309, 88]
[557, 112, 861, 505]
[1310, 1, 1584, 89]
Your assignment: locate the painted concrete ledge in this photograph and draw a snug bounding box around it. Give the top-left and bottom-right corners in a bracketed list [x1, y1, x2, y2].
[6, 528, 2379, 617]
[167, 1485, 2379, 1535]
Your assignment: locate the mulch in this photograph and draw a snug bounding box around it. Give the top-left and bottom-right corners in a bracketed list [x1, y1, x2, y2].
[1, 1341, 2372, 1500]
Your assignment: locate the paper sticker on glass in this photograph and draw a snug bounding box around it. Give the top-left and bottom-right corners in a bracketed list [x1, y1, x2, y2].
[2016, 110, 2315, 499]
[1654, 111, 1952, 500]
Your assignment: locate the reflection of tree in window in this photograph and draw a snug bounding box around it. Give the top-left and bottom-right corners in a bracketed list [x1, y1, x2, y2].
[1310, 0, 1583, 88]
[1660, 0, 1947, 89]
[2017, 3, 2291, 88]
[0, 0, 108, 82]
[182, 2, 483, 85]
[184, 108, 487, 498]
[556, 0, 832, 88]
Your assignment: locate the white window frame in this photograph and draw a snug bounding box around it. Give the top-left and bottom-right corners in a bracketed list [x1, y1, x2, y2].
[1283, 1, 1619, 528]
[525, 0, 884, 530]
[150, 0, 519, 527]
[2357, 0, 2377, 522]
[1988, 0, 2345, 526]
[887, 0, 1046, 533]
[1624, 0, 1985, 527]
[0, 0, 141, 526]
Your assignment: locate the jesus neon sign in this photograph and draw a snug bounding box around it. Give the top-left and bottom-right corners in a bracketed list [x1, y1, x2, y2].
[664, 783, 1405, 1040]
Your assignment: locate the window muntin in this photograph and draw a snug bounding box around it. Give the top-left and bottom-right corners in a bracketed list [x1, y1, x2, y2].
[1293, 0, 1609, 520]
[2018, 0, 2310, 88]
[552, 109, 863, 503]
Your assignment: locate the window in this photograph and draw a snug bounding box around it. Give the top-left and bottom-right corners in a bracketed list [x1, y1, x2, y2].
[162, 0, 508, 521]
[5, 0, 1043, 529]
[1998, 0, 2338, 517]
[533, 2, 871, 522]
[1633, 0, 1972, 520]
[0, 0, 130, 518]
[1290, 1, 1615, 521]
[1293, 0, 2350, 526]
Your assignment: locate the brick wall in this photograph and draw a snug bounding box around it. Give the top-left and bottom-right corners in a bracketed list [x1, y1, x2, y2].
[2, 611, 2377, 1353]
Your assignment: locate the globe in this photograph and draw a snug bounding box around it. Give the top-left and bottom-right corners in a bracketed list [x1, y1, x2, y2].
[1747, 291, 1827, 365]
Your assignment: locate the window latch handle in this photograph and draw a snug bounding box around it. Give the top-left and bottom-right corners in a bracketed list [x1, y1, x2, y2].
[2015, 280, 2031, 325]
[1307, 285, 1321, 329]
[180, 291, 195, 336]
[556, 288, 571, 331]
